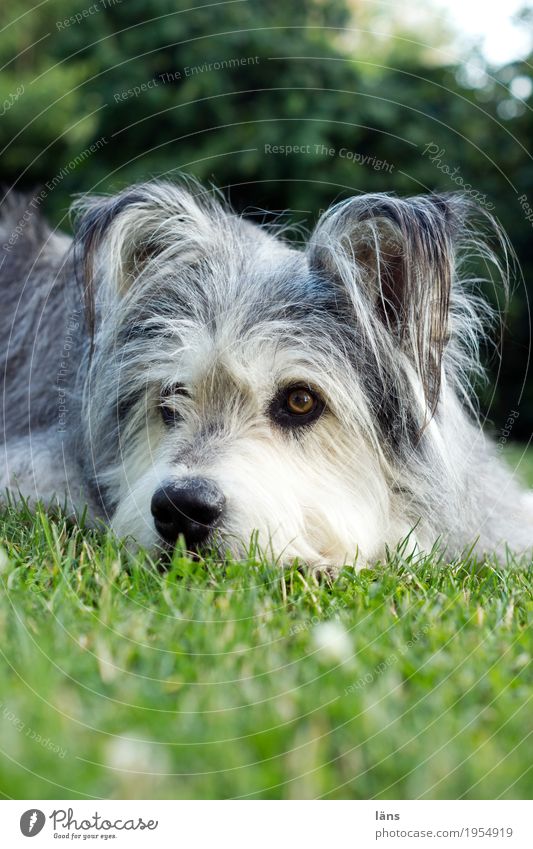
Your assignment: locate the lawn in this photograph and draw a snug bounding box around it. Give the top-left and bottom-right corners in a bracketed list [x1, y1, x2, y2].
[0, 448, 531, 800]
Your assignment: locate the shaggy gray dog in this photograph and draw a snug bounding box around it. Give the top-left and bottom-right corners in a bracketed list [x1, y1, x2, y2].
[1, 181, 531, 569]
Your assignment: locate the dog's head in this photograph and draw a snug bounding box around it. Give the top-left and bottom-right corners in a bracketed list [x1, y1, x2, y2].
[73, 180, 501, 567]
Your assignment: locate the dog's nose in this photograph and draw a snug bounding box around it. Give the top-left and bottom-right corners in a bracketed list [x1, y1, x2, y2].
[151, 477, 225, 548]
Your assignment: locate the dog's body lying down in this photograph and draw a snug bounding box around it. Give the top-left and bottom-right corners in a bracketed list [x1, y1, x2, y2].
[0, 181, 531, 569]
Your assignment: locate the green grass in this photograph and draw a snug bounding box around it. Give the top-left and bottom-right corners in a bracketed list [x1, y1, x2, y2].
[500, 443, 533, 487]
[0, 448, 532, 800]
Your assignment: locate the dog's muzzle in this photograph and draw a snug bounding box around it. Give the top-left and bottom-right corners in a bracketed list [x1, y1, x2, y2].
[150, 477, 226, 549]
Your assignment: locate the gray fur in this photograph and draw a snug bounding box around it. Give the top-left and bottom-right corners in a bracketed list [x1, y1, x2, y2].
[0, 194, 87, 510]
[1, 180, 531, 567]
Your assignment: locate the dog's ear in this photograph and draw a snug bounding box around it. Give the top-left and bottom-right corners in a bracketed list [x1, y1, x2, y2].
[307, 193, 478, 415]
[72, 181, 216, 335]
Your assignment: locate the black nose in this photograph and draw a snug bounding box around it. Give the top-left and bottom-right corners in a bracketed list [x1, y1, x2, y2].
[151, 477, 225, 548]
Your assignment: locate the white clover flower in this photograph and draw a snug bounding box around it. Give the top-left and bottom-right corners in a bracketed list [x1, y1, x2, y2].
[312, 621, 352, 663]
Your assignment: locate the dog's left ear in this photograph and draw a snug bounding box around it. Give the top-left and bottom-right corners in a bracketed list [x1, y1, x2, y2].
[307, 193, 474, 414]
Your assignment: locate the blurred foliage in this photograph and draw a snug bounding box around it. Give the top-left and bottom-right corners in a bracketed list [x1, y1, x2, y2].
[0, 0, 532, 435]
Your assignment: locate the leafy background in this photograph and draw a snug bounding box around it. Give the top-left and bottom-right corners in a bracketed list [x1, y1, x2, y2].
[1, 0, 532, 436]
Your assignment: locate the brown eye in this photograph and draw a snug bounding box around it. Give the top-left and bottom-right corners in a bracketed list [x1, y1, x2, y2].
[269, 384, 325, 429]
[286, 388, 316, 415]
[160, 383, 189, 426]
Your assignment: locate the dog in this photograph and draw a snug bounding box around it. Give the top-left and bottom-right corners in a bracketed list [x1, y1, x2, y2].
[1, 180, 531, 570]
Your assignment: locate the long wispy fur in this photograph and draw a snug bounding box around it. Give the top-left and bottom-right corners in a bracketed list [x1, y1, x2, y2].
[1, 179, 531, 569]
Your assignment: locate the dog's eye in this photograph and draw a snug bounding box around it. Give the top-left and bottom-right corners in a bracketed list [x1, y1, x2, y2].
[160, 403, 180, 426]
[269, 384, 325, 428]
[160, 384, 188, 426]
